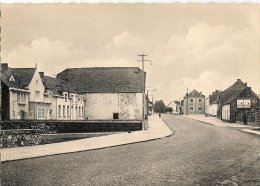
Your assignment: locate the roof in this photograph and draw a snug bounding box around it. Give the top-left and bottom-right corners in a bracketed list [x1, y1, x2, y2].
[1, 64, 36, 89]
[220, 79, 247, 105]
[57, 67, 146, 93]
[209, 90, 222, 104]
[41, 75, 77, 95]
[184, 89, 205, 98]
[12, 68, 36, 86]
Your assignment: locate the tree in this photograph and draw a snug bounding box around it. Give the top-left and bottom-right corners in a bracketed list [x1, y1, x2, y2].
[154, 100, 166, 113]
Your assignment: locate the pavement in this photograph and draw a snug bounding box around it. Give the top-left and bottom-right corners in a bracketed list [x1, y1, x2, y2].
[3, 114, 260, 186]
[181, 114, 260, 136]
[0, 115, 173, 162]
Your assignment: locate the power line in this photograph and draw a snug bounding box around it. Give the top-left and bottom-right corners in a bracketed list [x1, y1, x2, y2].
[138, 54, 151, 71]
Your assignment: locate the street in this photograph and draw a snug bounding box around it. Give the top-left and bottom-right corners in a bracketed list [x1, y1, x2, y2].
[2, 114, 260, 186]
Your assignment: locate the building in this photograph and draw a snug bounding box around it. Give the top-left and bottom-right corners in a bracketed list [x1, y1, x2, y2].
[168, 101, 181, 114]
[57, 67, 146, 121]
[40, 73, 85, 120]
[1, 63, 52, 120]
[206, 90, 222, 117]
[183, 90, 205, 115]
[218, 79, 260, 126]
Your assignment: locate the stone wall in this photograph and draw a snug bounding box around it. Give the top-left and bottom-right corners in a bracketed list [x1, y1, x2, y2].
[0, 129, 41, 148]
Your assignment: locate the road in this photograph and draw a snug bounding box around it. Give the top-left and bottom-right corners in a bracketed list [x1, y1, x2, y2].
[2, 114, 260, 186]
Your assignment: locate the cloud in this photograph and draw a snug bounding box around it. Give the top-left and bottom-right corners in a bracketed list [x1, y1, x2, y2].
[160, 70, 236, 104]
[2, 23, 259, 103]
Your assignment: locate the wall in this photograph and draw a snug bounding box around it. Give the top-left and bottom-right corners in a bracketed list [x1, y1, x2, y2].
[184, 96, 205, 115]
[85, 93, 143, 120]
[222, 104, 230, 120]
[9, 90, 30, 120]
[28, 69, 45, 103]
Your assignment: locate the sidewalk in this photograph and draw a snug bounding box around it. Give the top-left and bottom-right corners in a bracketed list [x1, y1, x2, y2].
[0, 115, 173, 162]
[181, 115, 260, 136]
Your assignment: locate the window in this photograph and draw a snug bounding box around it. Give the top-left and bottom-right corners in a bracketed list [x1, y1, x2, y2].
[79, 106, 81, 117]
[63, 105, 66, 117]
[113, 113, 119, 119]
[65, 93, 68, 102]
[67, 106, 70, 117]
[17, 93, 26, 103]
[36, 79, 38, 84]
[37, 108, 45, 119]
[199, 107, 202, 112]
[35, 90, 40, 100]
[82, 107, 84, 117]
[199, 99, 202, 102]
[190, 107, 193, 111]
[9, 75, 15, 82]
[58, 105, 61, 117]
[190, 99, 193, 104]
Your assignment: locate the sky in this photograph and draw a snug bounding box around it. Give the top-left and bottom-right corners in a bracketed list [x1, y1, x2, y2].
[1, 3, 260, 103]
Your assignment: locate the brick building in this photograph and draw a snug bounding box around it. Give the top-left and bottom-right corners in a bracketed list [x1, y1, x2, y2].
[183, 90, 205, 115]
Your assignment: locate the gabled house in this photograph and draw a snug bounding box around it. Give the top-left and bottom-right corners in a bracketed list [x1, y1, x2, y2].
[183, 90, 205, 115]
[1, 63, 51, 120]
[40, 73, 85, 120]
[57, 67, 146, 121]
[207, 90, 222, 117]
[218, 79, 260, 126]
[168, 101, 181, 114]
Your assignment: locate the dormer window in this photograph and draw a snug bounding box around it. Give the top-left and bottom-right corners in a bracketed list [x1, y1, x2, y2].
[9, 76, 15, 82]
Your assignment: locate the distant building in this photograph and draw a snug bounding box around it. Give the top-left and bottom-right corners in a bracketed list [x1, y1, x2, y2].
[183, 90, 205, 115]
[207, 90, 222, 117]
[168, 100, 181, 114]
[57, 67, 146, 121]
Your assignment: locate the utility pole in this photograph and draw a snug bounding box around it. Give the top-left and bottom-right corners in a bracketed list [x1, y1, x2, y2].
[186, 88, 189, 115]
[138, 54, 151, 71]
[138, 54, 152, 130]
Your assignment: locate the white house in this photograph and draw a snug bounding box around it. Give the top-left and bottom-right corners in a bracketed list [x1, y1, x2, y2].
[57, 67, 146, 121]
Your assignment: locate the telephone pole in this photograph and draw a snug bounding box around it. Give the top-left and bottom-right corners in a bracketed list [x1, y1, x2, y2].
[138, 54, 152, 130]
[138, 54, 151, 71]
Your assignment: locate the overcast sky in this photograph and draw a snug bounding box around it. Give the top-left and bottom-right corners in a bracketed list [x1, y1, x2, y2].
[2, 3, 260, 103]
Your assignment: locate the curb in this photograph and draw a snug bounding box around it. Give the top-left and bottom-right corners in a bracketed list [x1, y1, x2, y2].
[1, 132, 174, 163]
[1, 118, 174, 163]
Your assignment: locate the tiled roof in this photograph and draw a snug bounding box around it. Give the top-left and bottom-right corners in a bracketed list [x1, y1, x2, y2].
[12, 68, 36, 86]
[220, 79, 247, 105]
[41, 75, 77, 95]
[1, 64, 35, 89]
[57, 67, 146, 93]
[184, 89, 205, 98]
[209, 90, 222, 104]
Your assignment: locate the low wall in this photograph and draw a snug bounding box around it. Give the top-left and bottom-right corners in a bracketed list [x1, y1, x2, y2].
[0, 120, 142, 133]
[0, 129, 41, 148]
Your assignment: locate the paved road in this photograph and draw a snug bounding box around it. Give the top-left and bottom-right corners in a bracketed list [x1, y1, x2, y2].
[2, 114, 260, 186]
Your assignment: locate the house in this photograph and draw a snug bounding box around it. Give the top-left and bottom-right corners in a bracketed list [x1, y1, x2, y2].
[207, 90, 222, 117]
[40, 73, 85, 120]
[168, 101, 181, 114]
[183, 90, 205, 115]
[57, 67, 146, 121]
[218, 79, 260, 126]
[1, 63, 52, 120]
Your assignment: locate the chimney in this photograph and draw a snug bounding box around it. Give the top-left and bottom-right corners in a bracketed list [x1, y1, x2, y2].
[200, 92, 202, 96]
[237, 79, 241, 83]
[39, 72, 44, 78]
[245, 82, 247, 87]
[1, 63, 8, 69]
